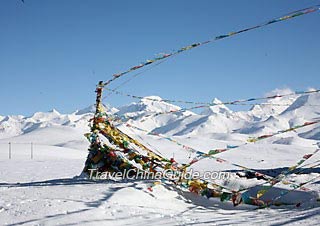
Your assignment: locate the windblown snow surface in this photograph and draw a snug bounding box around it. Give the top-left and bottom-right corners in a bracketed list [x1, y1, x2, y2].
[1, 89, 320, 225]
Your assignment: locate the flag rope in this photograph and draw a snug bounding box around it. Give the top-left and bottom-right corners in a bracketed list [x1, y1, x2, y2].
[82, 4, 320, 208]
[102, 5, 320, 87]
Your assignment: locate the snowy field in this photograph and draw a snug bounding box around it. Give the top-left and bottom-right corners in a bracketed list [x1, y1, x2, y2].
[0, 142, 320, 225]
[1, 90, 320, 225]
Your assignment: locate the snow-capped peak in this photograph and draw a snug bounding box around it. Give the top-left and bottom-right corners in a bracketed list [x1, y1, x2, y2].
[50, 108, 60, 114]
[74, 105, 96, 115]
[250, 88, 297, 120]
[74, 104, 118, 115]
[201, 98, 232, 115]
[141, 96, 163, 102]
[117, 96, 180, 117]
[1, 88, 319, 142]
[280, 92, 320, 120]
[31, 109, 61, 122]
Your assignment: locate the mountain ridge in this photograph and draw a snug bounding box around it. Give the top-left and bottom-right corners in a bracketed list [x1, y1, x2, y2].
[1, 89, 319, 150]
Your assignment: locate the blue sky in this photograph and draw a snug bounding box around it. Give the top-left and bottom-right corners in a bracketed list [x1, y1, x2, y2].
[0, 0, 319, 116]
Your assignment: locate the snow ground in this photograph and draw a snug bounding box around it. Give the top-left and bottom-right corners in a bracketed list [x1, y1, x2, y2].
[0, 143, 320, 225]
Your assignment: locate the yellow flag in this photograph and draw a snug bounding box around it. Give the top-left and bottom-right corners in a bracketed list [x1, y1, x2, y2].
[257, 189, 267, 199]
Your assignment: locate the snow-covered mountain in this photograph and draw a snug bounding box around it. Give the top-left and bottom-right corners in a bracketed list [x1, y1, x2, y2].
[0, 105, 110, 149]
[237, 91, 320, 140]
[0, 109, 89, 138]
[116, 96, 195, 131]
[0, 89, 319, 152]
[248, 88, 297, 120]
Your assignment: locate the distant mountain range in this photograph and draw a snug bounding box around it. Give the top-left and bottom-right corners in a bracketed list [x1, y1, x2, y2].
[1, 89, 319, 151]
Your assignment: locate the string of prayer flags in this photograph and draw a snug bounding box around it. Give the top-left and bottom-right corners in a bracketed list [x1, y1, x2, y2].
[83, 5, 320, 208]
[261, 174, 320, 208]
[103, 5, 320, 87]
[106, 87, 320, 108]
[118, 118, 320, 201]
[84, 108, 320, 207]
[247, 120, 320, 143]
[253, 147, 320, 203]
[107, 88, 320, 121]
